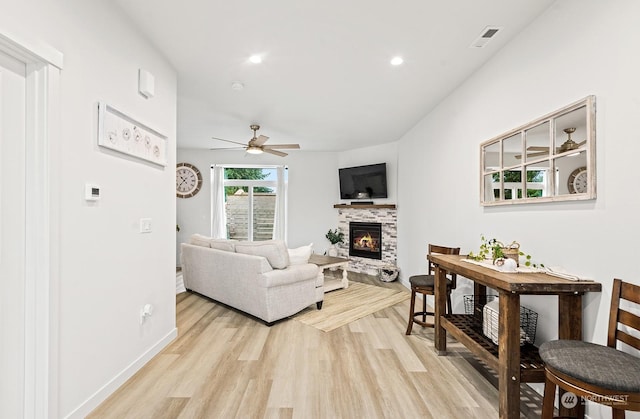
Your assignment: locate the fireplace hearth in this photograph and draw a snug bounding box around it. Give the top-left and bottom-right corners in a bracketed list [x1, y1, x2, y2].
[349, 222, 382, 260]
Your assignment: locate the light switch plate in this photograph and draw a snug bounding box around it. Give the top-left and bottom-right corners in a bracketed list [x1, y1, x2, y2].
[138, 69, 155, 98]
[139, 218, 152, 233]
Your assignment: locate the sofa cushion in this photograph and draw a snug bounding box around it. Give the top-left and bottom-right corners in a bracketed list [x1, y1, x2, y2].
[288, 243, 313, 265]
[235, 240, 290, 269]
[189, 234, 212, 247]
[210, 239, 236, 252]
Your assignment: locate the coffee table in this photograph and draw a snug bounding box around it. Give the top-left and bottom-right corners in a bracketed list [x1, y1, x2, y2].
[309, 254, 349, 292]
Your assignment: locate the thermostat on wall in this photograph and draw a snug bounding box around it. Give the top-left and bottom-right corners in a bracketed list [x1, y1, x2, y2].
[85, 184, 100, 201]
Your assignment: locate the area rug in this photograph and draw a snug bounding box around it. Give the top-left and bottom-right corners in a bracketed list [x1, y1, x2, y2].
[293, 281, 409, 332]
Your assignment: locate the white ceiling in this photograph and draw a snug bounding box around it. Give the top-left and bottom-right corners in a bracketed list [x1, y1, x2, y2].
[113, 0, 556, 152]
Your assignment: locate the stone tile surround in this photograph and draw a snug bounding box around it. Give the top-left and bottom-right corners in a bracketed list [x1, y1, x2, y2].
[335, 207, 397, 275]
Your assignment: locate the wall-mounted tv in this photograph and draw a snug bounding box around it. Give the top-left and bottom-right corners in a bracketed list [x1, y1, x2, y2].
[339, 163, 388, 200]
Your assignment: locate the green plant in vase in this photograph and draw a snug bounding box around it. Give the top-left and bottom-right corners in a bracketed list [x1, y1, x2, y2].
[325, 228, 344, 257]
[325, 229, 345, 245]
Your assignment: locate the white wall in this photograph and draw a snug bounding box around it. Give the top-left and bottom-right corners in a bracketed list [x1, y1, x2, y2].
[177, 149, 339, 259]
[0, 1, 178, 417]
[397, 1, 639, 416]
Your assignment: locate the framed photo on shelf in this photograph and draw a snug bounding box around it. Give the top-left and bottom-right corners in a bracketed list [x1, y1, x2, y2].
[97, 102, 167, 166]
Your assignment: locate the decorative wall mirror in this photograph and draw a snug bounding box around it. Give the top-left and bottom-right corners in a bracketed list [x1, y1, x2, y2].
[481, 96, 596, 206]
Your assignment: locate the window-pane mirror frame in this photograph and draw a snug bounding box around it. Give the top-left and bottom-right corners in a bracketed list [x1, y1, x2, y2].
[480, 95, 596, 206]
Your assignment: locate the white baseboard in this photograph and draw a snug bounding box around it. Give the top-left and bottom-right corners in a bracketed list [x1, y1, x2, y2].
[64, 328, 178, 419]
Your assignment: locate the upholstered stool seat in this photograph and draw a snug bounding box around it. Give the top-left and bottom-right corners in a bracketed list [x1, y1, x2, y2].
[409, 274, 453, 289]
[540, 340, 640, 393]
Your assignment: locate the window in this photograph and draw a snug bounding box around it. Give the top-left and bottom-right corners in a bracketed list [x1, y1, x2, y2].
[211, 165, 288, 241]
[491, 168, 548, 200]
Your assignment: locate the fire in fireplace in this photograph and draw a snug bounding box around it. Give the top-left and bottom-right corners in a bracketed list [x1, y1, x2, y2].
[349, 222, 382, 260]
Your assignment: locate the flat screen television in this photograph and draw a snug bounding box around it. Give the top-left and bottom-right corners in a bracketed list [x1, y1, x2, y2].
[339, 163, 388, 200]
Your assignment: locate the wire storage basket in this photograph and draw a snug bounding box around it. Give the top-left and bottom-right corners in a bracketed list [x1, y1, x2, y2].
[463, 295, 537, 346]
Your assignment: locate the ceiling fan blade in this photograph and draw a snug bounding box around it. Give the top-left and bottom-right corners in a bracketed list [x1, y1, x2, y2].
[516, 151, 549, 159]
[527, 146, 550, 151]
[253, 135, 269, 146]
[212, 137, 247, 146]
[263, 148, 287, 157]
[577, 140, 586, 146]
[209, 146, 246, 151]
[263, 144, 300, 149]
[527, 151, 550, 158]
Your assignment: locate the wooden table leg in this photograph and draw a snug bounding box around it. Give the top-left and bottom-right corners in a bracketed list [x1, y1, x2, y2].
[558, 294, 582, 340]
[474, 283, 487, 321]
[498, 291, 520, 419]
[557, 293, 584, 418]
[434, 265, 447, 355]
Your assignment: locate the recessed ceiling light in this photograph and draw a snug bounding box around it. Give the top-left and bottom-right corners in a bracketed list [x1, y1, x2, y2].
[249, 55, 262, 64]
[390, 56, 404, 66]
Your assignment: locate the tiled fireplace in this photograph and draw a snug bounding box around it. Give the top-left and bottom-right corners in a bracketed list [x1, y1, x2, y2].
[335, 206, 397, 275]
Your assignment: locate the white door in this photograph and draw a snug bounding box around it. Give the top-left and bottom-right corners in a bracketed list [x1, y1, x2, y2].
[0, 49, 27, 419]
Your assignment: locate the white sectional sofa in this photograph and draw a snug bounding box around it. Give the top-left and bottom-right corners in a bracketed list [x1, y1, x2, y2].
[180, 235, 323, 324]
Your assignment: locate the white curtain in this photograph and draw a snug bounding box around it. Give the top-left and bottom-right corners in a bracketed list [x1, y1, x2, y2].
[272, 166, 288, 241]
[543, 168, 552, 197]
[484, 175, 496, 202]
[211, 165, 228, 238]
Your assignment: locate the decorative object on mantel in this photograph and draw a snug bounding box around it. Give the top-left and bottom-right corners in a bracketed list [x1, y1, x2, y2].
[97, 102, 167, 166]
[325, 228, 345, 257]
[468, 235, 544, 268]
[379, 264, 399, 282]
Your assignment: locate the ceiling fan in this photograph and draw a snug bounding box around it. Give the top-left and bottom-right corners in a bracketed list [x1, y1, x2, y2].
[516, 127, 585, 159]
[210, 124, 300, 157]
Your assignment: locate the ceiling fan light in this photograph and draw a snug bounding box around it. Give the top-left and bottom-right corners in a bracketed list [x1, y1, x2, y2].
[246, 146, 263, 154]
[559, 140, 579, 153]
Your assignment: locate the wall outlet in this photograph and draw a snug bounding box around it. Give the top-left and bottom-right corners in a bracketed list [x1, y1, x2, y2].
[139, 303, 153, 324]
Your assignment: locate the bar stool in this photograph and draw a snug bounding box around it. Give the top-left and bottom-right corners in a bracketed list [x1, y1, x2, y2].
[405, 244, 460, 335]
[539, 278, 640, 418]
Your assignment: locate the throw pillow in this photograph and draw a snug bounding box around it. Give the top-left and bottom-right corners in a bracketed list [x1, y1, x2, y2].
[288, 243, 313, 265]
[235, 240, 290, 269]
[189, 234, 212, 247]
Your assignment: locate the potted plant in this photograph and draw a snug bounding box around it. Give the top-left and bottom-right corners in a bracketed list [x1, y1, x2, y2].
[325, 228, 344, 257]
[468, 235, 544, 268]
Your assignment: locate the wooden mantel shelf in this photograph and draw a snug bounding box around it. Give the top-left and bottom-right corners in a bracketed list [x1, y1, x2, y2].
[333, 204, 396, 209]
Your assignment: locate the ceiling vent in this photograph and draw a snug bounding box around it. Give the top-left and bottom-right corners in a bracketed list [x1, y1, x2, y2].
[470, 26, 502, 48]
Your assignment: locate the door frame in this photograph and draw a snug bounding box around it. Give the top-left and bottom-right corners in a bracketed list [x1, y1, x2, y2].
[0, 29, 62, 418]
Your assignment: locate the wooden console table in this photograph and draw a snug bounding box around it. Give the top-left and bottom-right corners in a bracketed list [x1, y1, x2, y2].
[429, 254, 601, 419]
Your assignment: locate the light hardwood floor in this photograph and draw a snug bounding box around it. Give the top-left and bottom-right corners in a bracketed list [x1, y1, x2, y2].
[88, 271, 542, 418]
